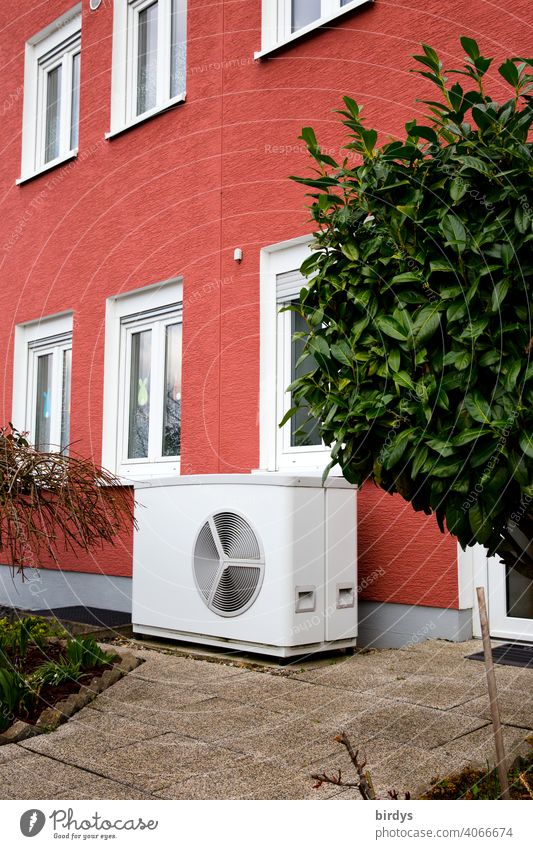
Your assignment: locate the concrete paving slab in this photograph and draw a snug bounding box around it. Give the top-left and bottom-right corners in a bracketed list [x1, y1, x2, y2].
[336, 701, 488, 749]
[203, 716, 342, 768]
[20, 707, 167, 760]
[405, 639, 505, 657]
[44, 781, 160, 800]
[369, 673, 487, 710]
[145, 696, 291, 748]
[308, 737, 446, 799]
[0, 774, 158, 800]
[155, 754, 343, 800]
[432, 723, 531, 774]
[459, 690, 533, 729]
[44, 732, 251, 793]
[0, 752, 142, 800]
[282, 648, 488, 691]
[89, 693, 220, 734]
[196, 674, 367, 722]
[330, 788, 362, 800]
[285, 664, 404, 693]
[0, 744, 31, 766]
[208, 670, 320, 714]
[87, 674, 216, 722]
[129, 649, 249, 685]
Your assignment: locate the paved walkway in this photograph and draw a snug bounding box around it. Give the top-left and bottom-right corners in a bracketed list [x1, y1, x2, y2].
[0, 639, 531, 799]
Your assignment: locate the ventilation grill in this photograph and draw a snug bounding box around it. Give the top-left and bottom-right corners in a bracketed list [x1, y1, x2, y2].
[193, 512, 264, 617]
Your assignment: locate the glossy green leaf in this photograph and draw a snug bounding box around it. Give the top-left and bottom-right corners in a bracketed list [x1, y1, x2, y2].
[464, 392, 492, 424]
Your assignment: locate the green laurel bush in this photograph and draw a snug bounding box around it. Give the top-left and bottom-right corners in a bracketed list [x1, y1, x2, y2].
[288, 38, 533, 575]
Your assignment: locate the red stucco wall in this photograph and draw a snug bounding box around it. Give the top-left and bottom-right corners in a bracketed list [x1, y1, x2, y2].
[358, 484, 459, 608]
[0, 1, 528, 597]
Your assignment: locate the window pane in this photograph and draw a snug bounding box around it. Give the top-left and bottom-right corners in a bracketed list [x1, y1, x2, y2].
[44, 65, 62, 163]
[70, 52, 80, 150]
[340, 0, 353, 5]
[61, 348, 72, 452]
[290, 311, 321, 447]
[137, 2, 158, 115]
[292, 0, 321, 32]
[35, 353, 53, 451]
[128, 330, 151, 459]
[162, 323, 182, 456]
[170, 0, 186, 98]
[506, 566, 533, 619]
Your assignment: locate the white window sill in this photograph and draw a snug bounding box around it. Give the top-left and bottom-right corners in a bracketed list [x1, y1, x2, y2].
[252, 465, 342, 477]
[254, 0, 372, 59]
[16, 149, 78, 185]
[105, 93, 186, 140]
[115, 461, 181, 485]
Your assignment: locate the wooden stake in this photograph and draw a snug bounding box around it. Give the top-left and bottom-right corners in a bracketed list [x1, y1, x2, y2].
[476, 586, 511, 800]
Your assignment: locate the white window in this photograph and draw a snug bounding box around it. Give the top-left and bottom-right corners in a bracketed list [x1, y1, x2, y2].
[108, 0, 187, 136]
[102, 279, 183, 478]
[19, 6, 81, 182]
[259, 238, 331, 472]
[12, 313, 73, 453]
[257, 0, 370, 57]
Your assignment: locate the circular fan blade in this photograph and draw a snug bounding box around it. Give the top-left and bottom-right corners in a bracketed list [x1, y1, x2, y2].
[213, 512, 261, 560]
[211, 564, 262, 614]
[194, 521, 222, 601]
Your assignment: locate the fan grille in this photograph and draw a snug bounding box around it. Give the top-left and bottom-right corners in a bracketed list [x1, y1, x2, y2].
[213, 512, 261, 560]
[193, 512, 264, 617]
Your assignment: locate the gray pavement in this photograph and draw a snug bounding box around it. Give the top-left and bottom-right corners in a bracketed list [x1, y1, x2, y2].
[0, 639, 531, 799]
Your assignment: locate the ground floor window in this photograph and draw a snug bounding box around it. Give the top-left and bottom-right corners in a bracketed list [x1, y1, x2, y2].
[103, 278, 183, 478]
[260, 238, 330, 472]
[12, 313, 73, 452]
[121, 307, 182, 464]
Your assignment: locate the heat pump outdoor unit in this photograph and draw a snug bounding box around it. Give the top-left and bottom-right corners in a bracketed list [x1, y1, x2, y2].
[132, 474, 357, 657]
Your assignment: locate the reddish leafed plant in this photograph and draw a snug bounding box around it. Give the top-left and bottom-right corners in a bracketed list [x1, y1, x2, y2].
[0, 425, 135, 572]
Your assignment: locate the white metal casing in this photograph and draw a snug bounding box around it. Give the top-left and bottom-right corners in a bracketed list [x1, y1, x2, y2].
[132, 474, 357, 657]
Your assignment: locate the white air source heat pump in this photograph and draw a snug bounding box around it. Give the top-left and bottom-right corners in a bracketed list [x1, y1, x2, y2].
[132, 475, 357, 657]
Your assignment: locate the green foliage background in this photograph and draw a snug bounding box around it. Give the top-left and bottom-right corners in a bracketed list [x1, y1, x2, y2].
[289, 39, 533, 575]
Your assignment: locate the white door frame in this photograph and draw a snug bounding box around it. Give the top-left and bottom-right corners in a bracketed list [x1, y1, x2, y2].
[469, 545, 533, 641]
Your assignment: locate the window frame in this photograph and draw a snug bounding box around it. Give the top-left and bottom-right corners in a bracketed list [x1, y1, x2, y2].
[102, 278, 183, 480]
[12, 312, 74, 452]
[259, 237, 332, 473]
[277, 293, 325, 466]
[256, 0, 371, 58]
[108, 0, 187, 138]
[19, 5, 82, 183]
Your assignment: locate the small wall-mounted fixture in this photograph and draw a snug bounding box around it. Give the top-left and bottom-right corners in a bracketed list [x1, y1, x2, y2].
[233, 248, 243, 263]
[90, 0, 102, 10]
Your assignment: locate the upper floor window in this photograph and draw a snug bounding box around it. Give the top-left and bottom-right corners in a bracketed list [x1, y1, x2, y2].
[109, 0, 187, 136]
[257, 0, 370, 58]
[12, 313, 73, 453]
[102, 279, 183, 478]
[19, 6, 81, 182]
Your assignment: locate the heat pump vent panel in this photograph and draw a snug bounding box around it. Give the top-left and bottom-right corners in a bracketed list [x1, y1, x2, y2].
[193, 512, 264, 617]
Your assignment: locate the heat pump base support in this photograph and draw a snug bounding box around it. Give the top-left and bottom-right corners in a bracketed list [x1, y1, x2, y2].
[132, 623, 357, 658]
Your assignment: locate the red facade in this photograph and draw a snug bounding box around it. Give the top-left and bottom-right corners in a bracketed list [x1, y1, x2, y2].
[0, 0, 528, 606]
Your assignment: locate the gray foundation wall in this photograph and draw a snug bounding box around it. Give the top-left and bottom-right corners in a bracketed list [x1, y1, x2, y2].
[357, 601, 474, 649]
[0, 565, 474, 650]
[0, 565, 132, 613]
